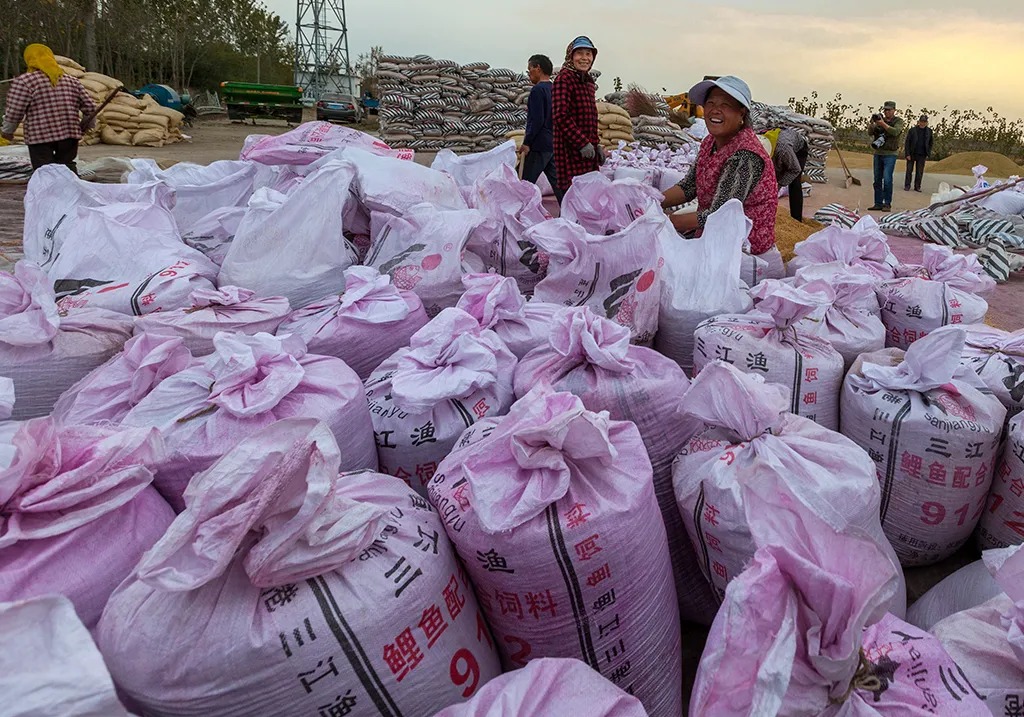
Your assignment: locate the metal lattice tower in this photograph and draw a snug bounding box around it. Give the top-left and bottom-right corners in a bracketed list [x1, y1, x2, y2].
[295, 0, 351, 100]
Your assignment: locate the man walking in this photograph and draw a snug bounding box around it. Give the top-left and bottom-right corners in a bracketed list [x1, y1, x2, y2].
[518, 54, 563, 202]
[904, 115, 933, 193]
[1, 44, 95, 174]
[868, 100, 905, 212]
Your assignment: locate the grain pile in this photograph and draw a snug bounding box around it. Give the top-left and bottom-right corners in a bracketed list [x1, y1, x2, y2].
[597, 101, 634, 149]
[751, 102, 834, 184]
[6, 55, 185, 148]
[774, 204, 823, 262]
[931, 151, 1024, 178]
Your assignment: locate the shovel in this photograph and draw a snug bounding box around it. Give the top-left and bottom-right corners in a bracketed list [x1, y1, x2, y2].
[833, 144, 862, 188]
[82, 85, 125, 127]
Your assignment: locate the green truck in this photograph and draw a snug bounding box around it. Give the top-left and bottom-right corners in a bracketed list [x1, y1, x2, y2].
[220, 81, 303, 124]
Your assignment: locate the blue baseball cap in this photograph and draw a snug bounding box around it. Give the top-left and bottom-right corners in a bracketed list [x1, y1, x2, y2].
[570, 36, 597, 53]
[689, 76, 752, 110]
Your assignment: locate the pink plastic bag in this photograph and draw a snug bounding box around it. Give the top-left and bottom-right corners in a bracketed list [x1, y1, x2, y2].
[786, 215, 899, 280]
[365, 308, 515, 497]
[693, 282, 845, 430]
[455, 273, 560, 359]
[528, 213, 664, 345]
[122, 332, 377, 511]
[0, 417, 174, 628]
[219, 162, 359, 309]
[930, 546, 1024, 709]
[181, 206, 246, 267]
[427, 388, 683, 717]
[673, 361, 906, 615]
[559, 173, 663, 235]
[841, 329, 1006, 565]
[876, 245, 994, 350]
[239, 121, 413, 164]
[432, 657, 649, 717]
[980, 412, 1024, 549]
[0, 261, 133, 420]
[97, 418, 500, 716]
[514, 308, 718, 625]
[276, 265, 429, 379]
[367, 204, 487, 318]
[134, 286, 291, 356]
[465, 164, 552, 296]
[945, 324, 1024, 420]
[53, 332, 195, 426]
[342, 147, 468, 215]
[0, 595, 132, 717]
[691, 499, 985, 716]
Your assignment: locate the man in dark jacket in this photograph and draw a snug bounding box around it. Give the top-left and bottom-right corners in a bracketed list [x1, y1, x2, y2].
[519, 54, 562, 202]
[868, 100, 905, 212]
[904, 115, 933, 192]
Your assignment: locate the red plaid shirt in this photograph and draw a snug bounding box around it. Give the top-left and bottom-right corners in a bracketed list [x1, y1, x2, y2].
[2, 71, 95, 145]
[552, 66, 600, 191]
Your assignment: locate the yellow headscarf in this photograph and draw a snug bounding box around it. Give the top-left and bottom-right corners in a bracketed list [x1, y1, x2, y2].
[764, 128, 781, 157]
[24, 44, 64, 87]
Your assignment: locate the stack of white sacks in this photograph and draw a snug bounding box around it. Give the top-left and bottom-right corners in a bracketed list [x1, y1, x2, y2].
[4, 119, 1022, 716]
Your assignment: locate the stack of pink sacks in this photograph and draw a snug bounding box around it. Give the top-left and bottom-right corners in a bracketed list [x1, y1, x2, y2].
[98, 418, 502, 716]
[121, 331, 377, 511]
[0, 261, 133, 420]
[276, 265, 429, 379]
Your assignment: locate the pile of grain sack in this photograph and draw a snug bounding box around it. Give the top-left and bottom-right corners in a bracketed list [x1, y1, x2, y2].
[4, 55, 186, 148]
[602, 90, 695, 149]
[597, 101, 634, 149]
[750, 101, 834, 183]
[4, 122, 1024, 716]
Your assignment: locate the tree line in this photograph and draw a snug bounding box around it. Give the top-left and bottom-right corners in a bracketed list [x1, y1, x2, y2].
[1, 0, 293, 93]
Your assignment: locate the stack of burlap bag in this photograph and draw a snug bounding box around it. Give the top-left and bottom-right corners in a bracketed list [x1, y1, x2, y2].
[5, 55, 186, 148]
[597, 101, 633, 150]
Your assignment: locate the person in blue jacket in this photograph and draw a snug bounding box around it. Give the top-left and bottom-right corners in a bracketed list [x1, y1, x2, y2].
[518, 54, 563, 202]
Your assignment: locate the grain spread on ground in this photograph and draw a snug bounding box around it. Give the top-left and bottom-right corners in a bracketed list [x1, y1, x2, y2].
[930, 151, 1024, 178]
[774, 204, 823, 261]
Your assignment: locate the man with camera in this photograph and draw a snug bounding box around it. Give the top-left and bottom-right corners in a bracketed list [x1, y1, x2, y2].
[868, 100, 905, 212]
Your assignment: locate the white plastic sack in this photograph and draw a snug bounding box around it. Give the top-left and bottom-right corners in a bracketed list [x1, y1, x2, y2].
[134, 285, 291, 356]
[786, 215, 899, 280]
[431, 141, 518, 187]
[529, 213, 664, 345]
[655, 199, 753, 374]
[364, 308, 516, 498]
[432, 657, 649, 717]
[97, 418, 501, 716]
[181, 206, 246, 267]
[841, 330, 1007, 565]
[0, 376, 13, 419]
[559, 172, 664, 235]
[465, 164, 552, 296]
[0, 261, 133, 420]
[876, 245, 994, 350]
[0, 596, 132, 717]
[978, 187, 1024, 215]
[219, 161, 359, 308]
[427, 388, 683, 717]
[126, 158, 256, 234]
[22, 164, 175, 270]
[366, 204, 486, 317]
[344, 147, 468, 215]
[944, 324, 1024, 420]
[455, 273, 560, 359]
[673, 361, 906, 615]
[906, 559, 1002, 630]
[239, 121, 414, 165]
[980, 412, 1024, 549]
[276, 265, 429, 379]
[693, 282, 845, 430]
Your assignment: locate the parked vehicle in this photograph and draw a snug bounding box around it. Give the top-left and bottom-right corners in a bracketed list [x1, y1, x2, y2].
[316, 93, 363, 123]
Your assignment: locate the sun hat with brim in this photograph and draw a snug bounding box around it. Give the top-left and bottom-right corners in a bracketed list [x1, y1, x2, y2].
[689, 76, 752, 110]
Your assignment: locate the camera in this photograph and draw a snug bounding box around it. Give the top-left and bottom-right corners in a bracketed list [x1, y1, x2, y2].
[871, 113, 883, 123]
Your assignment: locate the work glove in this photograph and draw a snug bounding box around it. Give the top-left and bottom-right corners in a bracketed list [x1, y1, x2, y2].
[580, 143, 596, 160]
[595, 144, 606, 166]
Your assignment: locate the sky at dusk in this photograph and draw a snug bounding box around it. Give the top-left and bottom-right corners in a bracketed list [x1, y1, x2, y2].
[266, 0, 1024, 120]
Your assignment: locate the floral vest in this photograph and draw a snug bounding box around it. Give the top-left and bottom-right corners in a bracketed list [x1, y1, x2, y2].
[696, 127, 778, 255]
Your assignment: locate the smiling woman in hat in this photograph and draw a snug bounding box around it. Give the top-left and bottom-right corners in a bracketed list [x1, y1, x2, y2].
[661, 76, 783, 278]
[552, 35, 603, 194]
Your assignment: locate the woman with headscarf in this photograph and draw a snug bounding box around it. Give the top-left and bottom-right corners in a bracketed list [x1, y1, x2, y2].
[661, 76, 783, 278]
[765, 126, 809, 222]
[552, 35, 603, 195]
[1, 44, 96, 173]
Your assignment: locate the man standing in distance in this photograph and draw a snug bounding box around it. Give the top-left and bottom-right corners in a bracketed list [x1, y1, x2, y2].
[868, 100, 905, 212]
[552, 36, 603, 196]
[519, 54, 562, 202]
[904, 115, 933, 193]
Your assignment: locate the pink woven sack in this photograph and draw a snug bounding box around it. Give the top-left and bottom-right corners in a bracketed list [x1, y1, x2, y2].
[980, 411, 1024, 549]
[940, 323, 1024, 420]
[786, 215, 899, 280]
[134, 286, 291, 356]
[673, 361, 905, 616]
[276, 265, 429, 379]
[558, 172, 663, 235]
[0, 418, 174, 628]
[97, 418, 500, 716]
[239, 121, 413, 164]
[513, 307, 718, 625]
[365, 308, 516, 497]
[455, 273, 560, 360]
[432, 657, 649, 717]
[841, 329, 1006, 565]
[427, 388, 683, 717]
[122, 332, 377, 511]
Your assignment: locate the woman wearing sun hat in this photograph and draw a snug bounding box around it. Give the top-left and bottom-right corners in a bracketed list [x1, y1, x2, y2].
[552, 35, 603, 194]
[661, 75, 783, 278]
